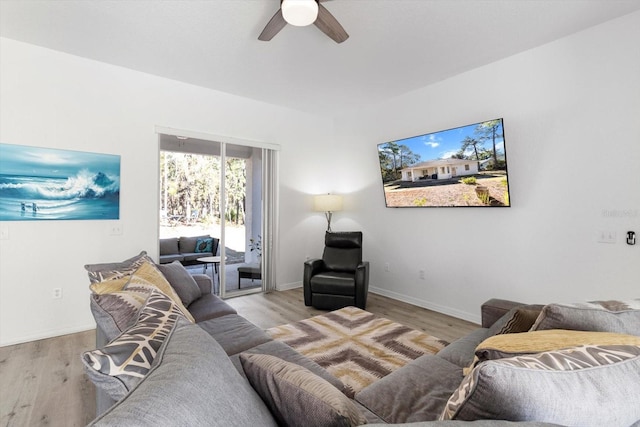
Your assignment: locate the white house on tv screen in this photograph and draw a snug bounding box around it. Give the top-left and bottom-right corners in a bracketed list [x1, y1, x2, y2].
[400, 159, 479, 181]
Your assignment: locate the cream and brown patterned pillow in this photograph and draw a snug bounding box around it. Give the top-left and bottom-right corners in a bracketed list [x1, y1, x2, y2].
[82, 290, 187, 400]
[470, 330, 640, 368]
[240, 353, 367, 427]
[123, 260, 195, 323]
[89, 276, 130, 294]
[85, 251, 154, 285]
[495, 308, 542, 335]
[441, 344, 640, 425]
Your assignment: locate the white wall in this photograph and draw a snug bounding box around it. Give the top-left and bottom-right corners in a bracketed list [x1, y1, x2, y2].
[0, 38, 332, 346]
[1, 11, 639, 345]
[329, 11, 640, 322]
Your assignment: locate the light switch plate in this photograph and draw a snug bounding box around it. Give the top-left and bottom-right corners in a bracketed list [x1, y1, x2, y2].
[0, 224, 8, 240]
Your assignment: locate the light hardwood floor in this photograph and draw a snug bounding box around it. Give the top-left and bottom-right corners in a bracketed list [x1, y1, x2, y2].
[0, 288, 478, 427]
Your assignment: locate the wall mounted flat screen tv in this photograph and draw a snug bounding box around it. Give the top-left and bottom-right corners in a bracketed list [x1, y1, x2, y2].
[377, 118, 511, 208]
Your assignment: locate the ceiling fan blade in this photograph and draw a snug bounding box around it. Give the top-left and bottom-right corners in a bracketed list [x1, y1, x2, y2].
[314, 3, 349, 43]
[258, 9, 287, 41]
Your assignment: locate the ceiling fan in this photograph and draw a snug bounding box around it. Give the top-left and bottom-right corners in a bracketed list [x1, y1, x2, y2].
[258, 0, 349, 44]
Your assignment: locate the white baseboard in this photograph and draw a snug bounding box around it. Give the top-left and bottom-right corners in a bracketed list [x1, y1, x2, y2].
[273, 282, 480, 324]
[0, 323, 97, 348]
[369, 286, 481, 325]
[276, 281, 302, 291]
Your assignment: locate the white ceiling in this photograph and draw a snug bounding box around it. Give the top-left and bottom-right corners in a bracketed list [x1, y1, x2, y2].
[2, 0, 640, 117]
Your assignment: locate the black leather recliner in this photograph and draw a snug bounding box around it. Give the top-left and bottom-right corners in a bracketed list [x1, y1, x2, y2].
[303, 231, 370, 310]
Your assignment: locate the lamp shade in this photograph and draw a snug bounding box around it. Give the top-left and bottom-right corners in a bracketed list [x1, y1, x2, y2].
[314, 194, 343, 212]
[281, 0, 319, 27]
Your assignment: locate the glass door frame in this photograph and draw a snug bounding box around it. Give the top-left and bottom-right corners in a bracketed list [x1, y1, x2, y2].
[156, 126, 279, 298]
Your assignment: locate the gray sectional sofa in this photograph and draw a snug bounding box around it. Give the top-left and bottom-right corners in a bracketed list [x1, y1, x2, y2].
[83, 254, 640, 426]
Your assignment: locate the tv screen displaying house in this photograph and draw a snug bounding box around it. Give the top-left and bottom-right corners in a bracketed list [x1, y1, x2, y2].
[377, 118, 511, 208]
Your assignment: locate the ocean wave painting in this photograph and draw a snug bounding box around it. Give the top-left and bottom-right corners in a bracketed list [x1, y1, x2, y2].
[0, 143, 120, 221]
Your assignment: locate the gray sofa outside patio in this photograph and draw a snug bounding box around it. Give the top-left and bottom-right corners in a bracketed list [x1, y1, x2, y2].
[158, 235, 219, 265]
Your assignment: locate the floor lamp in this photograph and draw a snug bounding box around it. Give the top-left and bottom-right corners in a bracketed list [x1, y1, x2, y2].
[314, 194, 343, 232]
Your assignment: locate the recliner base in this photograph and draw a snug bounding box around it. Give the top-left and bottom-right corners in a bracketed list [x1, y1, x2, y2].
[308, 293, 362, 311]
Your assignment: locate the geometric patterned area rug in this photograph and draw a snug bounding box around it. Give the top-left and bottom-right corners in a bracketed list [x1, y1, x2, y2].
[266, 306, 449, 397]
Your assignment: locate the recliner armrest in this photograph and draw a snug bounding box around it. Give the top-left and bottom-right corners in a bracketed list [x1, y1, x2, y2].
[304, 258, 325, 275]
[481, 298, 526, 328]
[303, 259, 325, 306]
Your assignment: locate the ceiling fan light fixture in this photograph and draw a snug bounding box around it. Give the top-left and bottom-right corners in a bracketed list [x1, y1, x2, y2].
[281, 0, 318, 27]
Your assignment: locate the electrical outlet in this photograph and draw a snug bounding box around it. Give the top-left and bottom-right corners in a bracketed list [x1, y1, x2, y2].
[52, 288, 63, 299]
[109, 224, 123, 236]
[597, 231, 617, 244]
[419, 270, 425, 280]
[384, 263, 390, 272]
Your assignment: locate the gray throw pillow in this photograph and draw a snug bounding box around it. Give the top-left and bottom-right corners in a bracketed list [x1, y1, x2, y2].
[531, 299, 640, 336]
[441, 344, 640, 425]
[157, 261, 202, 306]
[240, 353, 367, 427]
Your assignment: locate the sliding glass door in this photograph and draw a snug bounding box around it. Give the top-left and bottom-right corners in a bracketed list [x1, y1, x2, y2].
[158, 130, 277, 298]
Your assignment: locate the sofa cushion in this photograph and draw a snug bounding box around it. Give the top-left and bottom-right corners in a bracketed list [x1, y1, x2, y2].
[440, 344, 640, 425]
[85, 251, 153, 284]
[82, 290, 188, 400]
[240, 353, 367, 427]
[158, 237, 179, 256]
[157, 261, 201, 306]
[188, 293, 238, 323]
[89, 318, 276, 427]
[123, 260, 195, 323]
[436, 328, 492, 368]
[198, 314, 272, 355]
[158, 254, 183, 264]
[181, 252, 211, 263]
[531, 299, 640, 336]
[355, 354, 463, 423]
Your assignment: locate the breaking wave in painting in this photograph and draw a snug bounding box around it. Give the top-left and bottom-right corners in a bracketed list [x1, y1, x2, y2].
[0, 170, 120, 220]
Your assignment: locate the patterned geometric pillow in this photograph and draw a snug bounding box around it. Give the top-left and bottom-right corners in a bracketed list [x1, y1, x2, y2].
[85, 251, 153, 284]
[441, 344, 640, 425]
[463, 330, 640, 374]
[82, 290, 187, 400]
[89, 276, 130, 295]
[531, 299, 640, 336]
[123, 260, 195, 323]
[495, 308, 542, 335]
